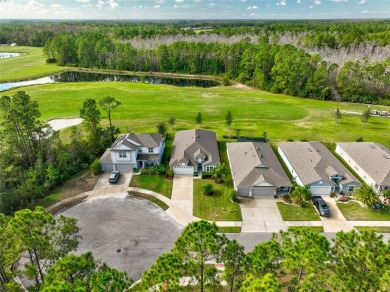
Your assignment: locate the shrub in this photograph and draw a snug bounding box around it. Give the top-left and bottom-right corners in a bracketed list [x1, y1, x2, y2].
[230, 191, 239, 203]
[356, 137, 364, 142]
[202, 171, 213, 179]
[202, 183, 214, 196]
[153, 164, 166, 175]
[140, 167, 153, 175]
[46, 57, 56, 64]
[132, 167, 138, 173]
[222, 75, 230, 86]
[90, 159, 103, 175]
[283, 194, 291, 203]
[167, 169, 174, 177]
[330, 193, 336, 198]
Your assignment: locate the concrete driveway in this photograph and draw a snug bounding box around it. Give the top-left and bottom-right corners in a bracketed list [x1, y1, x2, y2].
[94, 171, 132, 193]
[239, 197, 287, 232]
[321, 197, 353, 232]
[167, 175, 194, 225]
[60, 196, 182, 281]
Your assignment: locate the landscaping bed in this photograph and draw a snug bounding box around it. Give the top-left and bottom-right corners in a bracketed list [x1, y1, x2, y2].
[193, 179, 242, 221]
[337, 202, 390, 221]
[277, 201, 321, 221]
[130, 174, 173, 199]
[128, 191, 169, 211]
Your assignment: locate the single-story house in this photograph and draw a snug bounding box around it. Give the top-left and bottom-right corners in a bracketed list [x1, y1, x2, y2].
[169, 129, 220, 175]
[336, 142, 390, 193]
[227, 142, 292, 197]
[278, 142, 360, 195]
[100, 133, 165, 172]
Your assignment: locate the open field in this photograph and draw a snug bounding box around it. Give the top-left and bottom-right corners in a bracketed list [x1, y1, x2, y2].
[337, 202, 390, 221]
[0, 46, 68, 82]
[1, 81, 389, 146]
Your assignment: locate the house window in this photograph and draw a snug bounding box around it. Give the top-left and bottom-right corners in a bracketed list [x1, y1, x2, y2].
[139, 148, 142, 153]
[348, 185, 355, 192]
[148, 148, 153, 153]
[119, 152, 127, 158]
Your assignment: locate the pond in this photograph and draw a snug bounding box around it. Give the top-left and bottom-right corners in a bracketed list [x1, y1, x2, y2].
[0, 52, 25, 59]
[0, 71, 220, 91]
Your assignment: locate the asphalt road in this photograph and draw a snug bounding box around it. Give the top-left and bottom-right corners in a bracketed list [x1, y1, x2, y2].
[60, 196, 183, 281]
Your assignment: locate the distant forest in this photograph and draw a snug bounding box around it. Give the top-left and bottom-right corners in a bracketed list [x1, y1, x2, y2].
[1, 20, 389, 104]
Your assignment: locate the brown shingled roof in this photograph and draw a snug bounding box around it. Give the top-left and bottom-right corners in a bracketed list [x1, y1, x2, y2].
[169, 129, 220, 167]
[227, 142, 292, 189]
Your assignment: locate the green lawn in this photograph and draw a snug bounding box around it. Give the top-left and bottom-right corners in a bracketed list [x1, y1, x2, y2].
[1, 81, 389, 146]
[277, 201, 321, 221]
[288, 226, 324, 232]
[354, 226, 390, 233]
[193, 179, 242, 221]
[0, 46, 68, 82]
[337, 202, 390, 221]
[130, 175, 173, 199]
[217, 226, 242, 233]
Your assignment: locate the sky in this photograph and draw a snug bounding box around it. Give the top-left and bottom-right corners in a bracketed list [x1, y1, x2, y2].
[0, 0, 389, 20]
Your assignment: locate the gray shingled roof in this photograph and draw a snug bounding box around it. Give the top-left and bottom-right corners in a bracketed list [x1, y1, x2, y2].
[337, 142, 390, 186]
[278, 142, 359, 186]
[227, 142, 292, 189]
[111, 133, 164, 150]
[169, 129, 220, 167]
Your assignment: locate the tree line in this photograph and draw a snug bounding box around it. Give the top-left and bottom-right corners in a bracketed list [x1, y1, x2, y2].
[0, 92, 119, 214]
[42, 32, 389, 104]
[1, 213, 388, 291]
[1, 20, 389, 48]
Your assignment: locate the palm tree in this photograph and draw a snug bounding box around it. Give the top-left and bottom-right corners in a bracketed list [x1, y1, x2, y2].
[354, 183, 378, 206]
[290, 185, 312, 206]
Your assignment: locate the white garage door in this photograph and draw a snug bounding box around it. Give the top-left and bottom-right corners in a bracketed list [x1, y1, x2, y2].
[310, 186, 332, 195]
[173, 166, 194, 175]
[252, 187, 275, 196]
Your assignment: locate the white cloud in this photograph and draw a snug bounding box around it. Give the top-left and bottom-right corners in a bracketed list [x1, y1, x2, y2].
[27, 1, 43, 7]
[96, 0, 118, 9]
[50, 4, 64, 8]
[247, 6, 258, 10]
[276, 0, 286, 6]
[155, 0, 165, 3]
[175, 0, 184, 2]
[239, 0, 249, 2]
[75, 0, 90, 3]
[358, 0, 366, 4]
[330, 0, 348, 2]
[297, 0, 301, 3]
[360, 9, 369, 13]
[153, 4, 160, 8]
[209, 3, 215, 7]
[309, 5, 314, 8]
[314, 0, 321, 5]
[108, 0, 118, 9]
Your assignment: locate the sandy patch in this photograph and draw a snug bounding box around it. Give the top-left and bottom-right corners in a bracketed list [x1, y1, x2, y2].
[233, 83, 252, 89]
[202, 93, 219, 98]
[47, 118, 83, 131]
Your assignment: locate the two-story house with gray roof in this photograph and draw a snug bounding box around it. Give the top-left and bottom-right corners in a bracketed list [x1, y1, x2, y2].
[227, 142, 292, 197]
[169, 129, 220, 175]
[100, 133, 165, 171]
[278, 142, 360, 195]
[336, 142, 390, 194]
